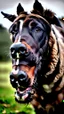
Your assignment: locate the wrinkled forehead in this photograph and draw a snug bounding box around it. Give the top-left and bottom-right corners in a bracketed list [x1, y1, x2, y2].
[14, 13, 50, 23]
[13, 13, 50, 29]
[9, 13, 51, 44]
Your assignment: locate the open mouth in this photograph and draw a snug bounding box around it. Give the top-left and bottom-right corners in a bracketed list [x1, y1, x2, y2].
[10, 64, 36, 103]
[15, 86, 34, 103]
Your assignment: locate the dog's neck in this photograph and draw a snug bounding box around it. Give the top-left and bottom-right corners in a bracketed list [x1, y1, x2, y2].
[45, 25, 64, 83]
[46, 29, 59, 76]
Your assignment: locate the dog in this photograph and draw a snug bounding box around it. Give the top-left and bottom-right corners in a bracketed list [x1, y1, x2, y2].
[1, 0, 64, 113]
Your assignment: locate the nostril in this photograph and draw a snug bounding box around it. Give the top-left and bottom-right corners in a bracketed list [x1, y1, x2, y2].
[19, 46, 27, 55]
[10, 42, 27, 59]
[10, 72, 17, 88]
[11, 48, 15, 54]
[18, 71, 30, 87]
[10, 71, 30, 89]
[18, 71, 27, 81]
[10, 48, 16, 59]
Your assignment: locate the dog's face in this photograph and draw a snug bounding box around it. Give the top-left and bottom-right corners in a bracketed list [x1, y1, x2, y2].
[1, 0, 54, 105]
[9, 14, 50, 103]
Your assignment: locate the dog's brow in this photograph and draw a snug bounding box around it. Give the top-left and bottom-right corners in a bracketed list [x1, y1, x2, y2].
[13, 13, 51, 28]
[23, 18, 33, 27]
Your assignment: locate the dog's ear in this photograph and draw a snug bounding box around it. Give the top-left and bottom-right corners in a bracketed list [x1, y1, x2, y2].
[33, 0, 44, 15]
[1, 11, 16, 22]
[44, 10, 62, 27]
[17, 3, 24, 15]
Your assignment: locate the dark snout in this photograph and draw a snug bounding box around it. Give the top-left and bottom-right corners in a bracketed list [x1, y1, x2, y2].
[10, 70, 30, 90]
[10, 42, 28, 59]
[9, 40, 36, 102]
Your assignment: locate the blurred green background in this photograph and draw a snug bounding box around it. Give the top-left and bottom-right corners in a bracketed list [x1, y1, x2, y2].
[0, 25, 35, 114]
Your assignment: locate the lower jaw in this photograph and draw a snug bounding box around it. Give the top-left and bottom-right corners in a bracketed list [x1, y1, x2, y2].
[14, 87, 33, 103]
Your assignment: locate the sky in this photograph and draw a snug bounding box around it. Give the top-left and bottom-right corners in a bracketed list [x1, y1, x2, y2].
[0, 0, 64, 29]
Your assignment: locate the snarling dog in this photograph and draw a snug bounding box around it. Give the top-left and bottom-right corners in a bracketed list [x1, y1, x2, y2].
[1, 0, 64, 113]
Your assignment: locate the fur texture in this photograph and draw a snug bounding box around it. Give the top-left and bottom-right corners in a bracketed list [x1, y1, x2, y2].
[1, 0, 64, 114]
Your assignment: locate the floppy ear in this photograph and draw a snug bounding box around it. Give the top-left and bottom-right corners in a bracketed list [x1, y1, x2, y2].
[17, 3, 24, 15]
[44, 10, 61, 27]
[1, 11, 16, 22]
[33, 0, 44, 15]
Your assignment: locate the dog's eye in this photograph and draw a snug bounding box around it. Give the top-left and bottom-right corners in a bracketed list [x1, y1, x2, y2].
[35, 27, 41, 32]
[35, 27, 42, 32]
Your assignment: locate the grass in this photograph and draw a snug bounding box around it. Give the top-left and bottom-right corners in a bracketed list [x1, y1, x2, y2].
[0, 61, 35, 114]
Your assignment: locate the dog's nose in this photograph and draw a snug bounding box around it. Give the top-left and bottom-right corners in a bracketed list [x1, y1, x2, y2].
[10, 70, 30, 89]
[10, 42, 27, 59]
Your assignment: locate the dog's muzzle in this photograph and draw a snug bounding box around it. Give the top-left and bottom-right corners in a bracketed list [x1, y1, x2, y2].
[10, 69, 32, 102]
[10, 70, 30, 89]
[10, 42, 28, 59]
[10, 42, 36, 102]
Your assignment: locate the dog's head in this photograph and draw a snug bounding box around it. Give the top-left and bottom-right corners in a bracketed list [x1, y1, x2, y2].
[1, 0, 61, 104]
[10, 15, 50, 103]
